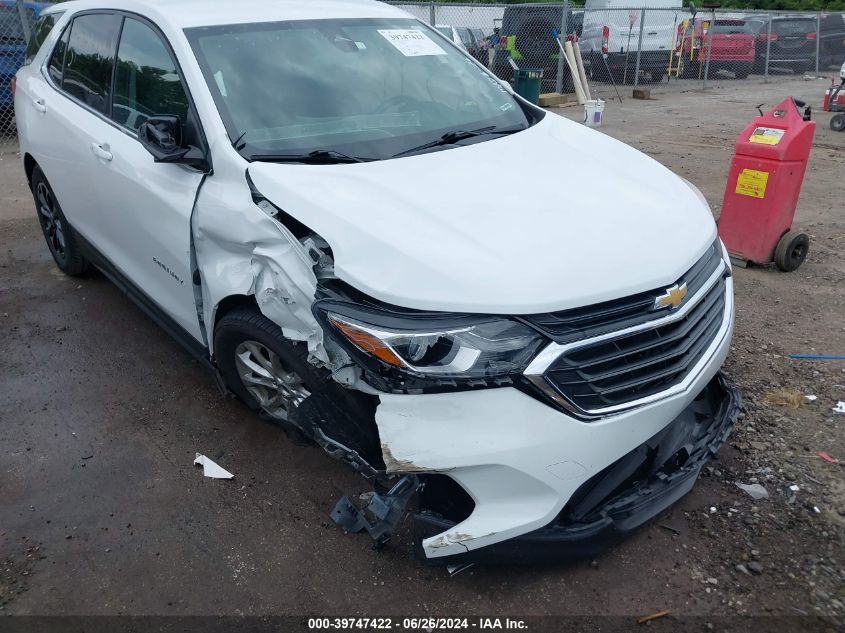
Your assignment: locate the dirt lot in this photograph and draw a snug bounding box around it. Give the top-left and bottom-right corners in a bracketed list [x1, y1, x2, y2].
[1, 76, 843, 627]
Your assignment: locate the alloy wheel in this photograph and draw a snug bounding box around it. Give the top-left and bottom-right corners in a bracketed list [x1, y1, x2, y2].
[234, 340, 310, 421]
[36, 181, 66, 262]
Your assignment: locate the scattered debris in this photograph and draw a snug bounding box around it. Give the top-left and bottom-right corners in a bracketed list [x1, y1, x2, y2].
[637, 610, 670, 625]
[832, 401, 845, 415]
[446, 563, 474, 577]
[659, 524, 681, 535]
[330, 475, 419, 549]
[813, 506, 821, 514]
[747, 562, 764, 575]
[818, 451, 840, 464]
[193, 453, 234, 479]
[736, 483, 769, 500]
[735, 563, 751, 575]
[789, 484, 800, 492]
[763, 389, 803, 409]
[804, 394, 817, 402]
[789, 354, 845, 360]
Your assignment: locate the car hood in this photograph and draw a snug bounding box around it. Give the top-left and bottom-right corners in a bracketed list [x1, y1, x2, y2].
[247, 113, 716, 314]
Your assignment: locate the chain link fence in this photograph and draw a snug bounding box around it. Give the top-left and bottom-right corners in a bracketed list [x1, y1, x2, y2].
[0, 0, 39, 134]
[2, 1, 843, 135]
[388, 2, 845, 102]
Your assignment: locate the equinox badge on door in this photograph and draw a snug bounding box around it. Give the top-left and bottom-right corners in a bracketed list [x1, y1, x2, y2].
[654, 283, 688, 310]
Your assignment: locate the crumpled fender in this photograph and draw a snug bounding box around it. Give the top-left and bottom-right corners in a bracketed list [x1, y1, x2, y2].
[191, 162, 327, 364]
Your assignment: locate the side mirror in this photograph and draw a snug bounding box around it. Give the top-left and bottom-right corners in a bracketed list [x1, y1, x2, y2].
[138, 115, 206, 168]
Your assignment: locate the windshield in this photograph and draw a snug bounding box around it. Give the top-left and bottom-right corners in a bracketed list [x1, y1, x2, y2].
[186, 18, 532, 161]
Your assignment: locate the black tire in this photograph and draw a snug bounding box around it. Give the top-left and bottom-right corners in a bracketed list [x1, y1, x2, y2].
[682, 60, 701, 79]
[31, 165, 88, 276]
[214, 306, 325, 420]
[774, 230, 809, 272]
[734, 64, 751, 79]
[640, 69, 666, 84]
[831, 113, 845, 132]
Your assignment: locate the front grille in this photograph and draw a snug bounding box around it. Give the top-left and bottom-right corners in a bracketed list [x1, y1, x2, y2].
[522, 240, 723, 345]
[541, 275, 727, 413]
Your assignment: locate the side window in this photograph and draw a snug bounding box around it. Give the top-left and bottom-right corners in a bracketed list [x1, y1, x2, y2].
[62, 13, 122, 115]
[112, 18, 189, 131]
[47, 20, 70, 86]
[24, 12, 62, 65]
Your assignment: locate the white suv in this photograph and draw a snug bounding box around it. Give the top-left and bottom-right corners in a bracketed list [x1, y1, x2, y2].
[16, 0, 737, 564]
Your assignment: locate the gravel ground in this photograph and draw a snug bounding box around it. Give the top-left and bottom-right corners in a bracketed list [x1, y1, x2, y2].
[0, 76, 843, 627]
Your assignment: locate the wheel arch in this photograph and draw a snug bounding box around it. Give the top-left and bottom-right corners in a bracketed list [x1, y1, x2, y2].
[23, 153, 38, 189]
[211, 294, 260, 353]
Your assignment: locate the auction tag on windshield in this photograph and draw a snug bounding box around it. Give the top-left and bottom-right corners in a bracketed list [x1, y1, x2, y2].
[735, 168, 769, 199]
[378, 29, 446, 57]
[749, 127, 785, 145]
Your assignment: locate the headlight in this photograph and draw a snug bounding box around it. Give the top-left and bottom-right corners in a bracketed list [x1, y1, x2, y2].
[314, 300, 546, 390]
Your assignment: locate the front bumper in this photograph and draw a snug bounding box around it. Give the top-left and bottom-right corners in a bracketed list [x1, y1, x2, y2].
[414, 374, 740, 564]
[374, 276, 734, 560]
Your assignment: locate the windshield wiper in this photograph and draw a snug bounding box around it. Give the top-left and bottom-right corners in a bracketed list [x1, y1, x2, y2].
[249, 149, 374, 164]
[391, 125, 525, 159]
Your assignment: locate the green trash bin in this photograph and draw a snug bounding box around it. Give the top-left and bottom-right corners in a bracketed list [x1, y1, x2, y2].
[512, 68, 544, 105]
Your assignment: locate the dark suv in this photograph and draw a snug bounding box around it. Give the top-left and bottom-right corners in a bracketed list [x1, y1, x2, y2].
[492, 5, 583, 91]
[747, 14, 845, 73]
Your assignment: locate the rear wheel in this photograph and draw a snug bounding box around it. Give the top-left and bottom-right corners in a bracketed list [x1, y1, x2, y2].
[31, 166, 88, 276]
[774, 230, 809, 272]
[734, 64, 751, 79]
[831, 113, 845, 132]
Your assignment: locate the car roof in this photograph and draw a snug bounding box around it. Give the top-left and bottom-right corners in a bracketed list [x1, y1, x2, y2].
[41, 0, 409, 29]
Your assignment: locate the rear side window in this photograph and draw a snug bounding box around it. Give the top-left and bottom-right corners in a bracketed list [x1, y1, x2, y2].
[24, 13, 62, 65]
[47, 20, 70, 86]
[772, 19, 815, 36]
[61, 13, 122, 115]
[712, 21, 750, 35]
[112, 18, 189, 131]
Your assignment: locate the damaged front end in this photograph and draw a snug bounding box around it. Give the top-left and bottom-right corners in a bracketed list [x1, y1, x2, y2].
[193, 167, 738, 563]
[414, 374, 740, 564]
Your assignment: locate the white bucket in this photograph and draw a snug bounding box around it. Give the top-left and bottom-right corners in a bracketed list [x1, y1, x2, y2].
[584, 99, 605, 127]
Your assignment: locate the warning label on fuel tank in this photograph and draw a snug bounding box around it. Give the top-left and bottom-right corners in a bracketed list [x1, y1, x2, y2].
[749, 127, 785, 145]
[735, 168, 769, 199]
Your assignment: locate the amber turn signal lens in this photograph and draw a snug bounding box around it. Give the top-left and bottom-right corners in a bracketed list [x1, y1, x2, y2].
[328, 317, 404, 368]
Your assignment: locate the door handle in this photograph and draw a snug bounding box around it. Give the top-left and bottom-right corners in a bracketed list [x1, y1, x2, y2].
[90, 143, 113, 162]
[32, 99, 47, 113]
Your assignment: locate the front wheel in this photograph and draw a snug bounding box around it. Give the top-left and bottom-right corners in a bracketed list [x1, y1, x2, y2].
[31, 166, 88, 276]
[214, 306, 324, 424]
[831, 113, 845, 132]
[774, 230, 809, 272]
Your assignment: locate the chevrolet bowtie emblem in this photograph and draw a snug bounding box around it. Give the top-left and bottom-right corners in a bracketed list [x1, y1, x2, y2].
[654, 283, 688, 310]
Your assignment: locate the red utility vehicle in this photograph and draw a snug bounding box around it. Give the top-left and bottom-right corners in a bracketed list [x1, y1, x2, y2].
[677, 19, 756, 79]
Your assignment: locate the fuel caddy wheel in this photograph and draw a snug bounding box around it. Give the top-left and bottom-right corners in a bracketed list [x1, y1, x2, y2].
[774, 230, 809, 272]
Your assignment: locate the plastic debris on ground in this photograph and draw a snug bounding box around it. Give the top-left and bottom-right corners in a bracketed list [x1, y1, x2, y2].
[818, 451, 840, 464]
[194, 453, 234, 479]
[736, 483, 769, 500]
[789, 484, 800, 492]
[805, 394, 817, 402]
[832, 401, 845, 415]
[446, 563, 475, 577]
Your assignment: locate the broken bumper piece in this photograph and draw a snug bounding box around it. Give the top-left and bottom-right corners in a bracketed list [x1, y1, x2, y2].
[414, 374, 740, 564]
